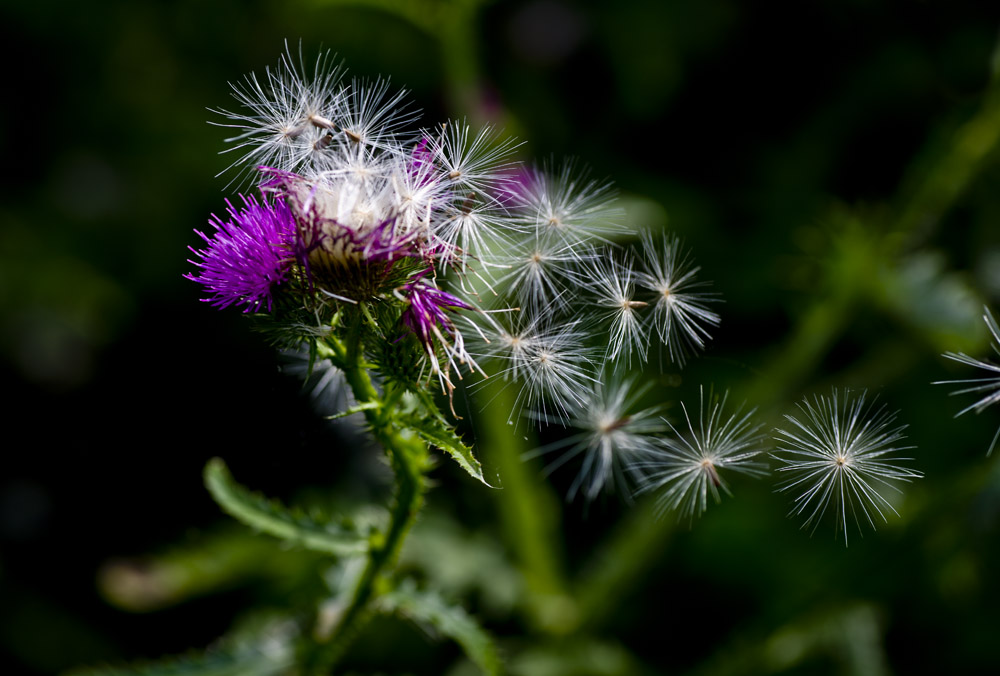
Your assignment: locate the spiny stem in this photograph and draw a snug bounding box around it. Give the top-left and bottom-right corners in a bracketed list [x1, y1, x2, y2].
[306, 333, 429, 675]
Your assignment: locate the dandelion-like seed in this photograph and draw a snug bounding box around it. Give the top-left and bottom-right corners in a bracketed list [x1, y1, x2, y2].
[640, 387, 766, 519]
[426, 120, 522, 203]
[516, 161, 622, 246]
[494, 234, 594, 313]
[637, 232, 720, 367]
[773, 389, 922, 544]
[531, 379, 665, 502]
[506, 320, 597, 426]
[211, 44, 346, 185]
[471, 312, 546, 383]
[333, 76, 418, 158]
[587, 252, 649, 366]
[435, 202, 517, 270]
[934, 307, 1000, 455]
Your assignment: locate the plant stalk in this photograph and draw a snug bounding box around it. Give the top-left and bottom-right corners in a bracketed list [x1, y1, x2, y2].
[306, 336, 428, 675]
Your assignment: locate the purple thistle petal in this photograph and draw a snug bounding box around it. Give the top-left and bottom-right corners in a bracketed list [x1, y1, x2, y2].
[186, 195, 296, 312]
[400, 274, 472, 347]
[410, 137, 434, 180]
[398, 273, 484, 393]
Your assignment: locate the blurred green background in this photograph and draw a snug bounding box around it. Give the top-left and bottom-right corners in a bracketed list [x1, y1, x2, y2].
[3, 1, 1000, 674]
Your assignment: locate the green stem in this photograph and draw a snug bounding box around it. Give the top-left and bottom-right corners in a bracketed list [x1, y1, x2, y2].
[437, 0, 484, 120]
[894, 79, 1000, 247]
[306, 0, 488, 122]
[307, 336, 429, 675]
[571, 497, 675, 635]
[475, 378, 575, 634]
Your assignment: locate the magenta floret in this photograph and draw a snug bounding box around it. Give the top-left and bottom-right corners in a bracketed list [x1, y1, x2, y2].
[186, 195, 295, 312]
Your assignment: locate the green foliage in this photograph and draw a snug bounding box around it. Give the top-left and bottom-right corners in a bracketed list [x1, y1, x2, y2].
[506, 638, 644, 676]
[325, 400, 381, 420]
[97, 528, 316, 612]
[66, 645, 291, 676]
[203, 458, 370, 556]
[399, 511, 521, 615]
[877, 251, 986, 353]
[379, 580, 502, 676]
[690, 603, 890, 676]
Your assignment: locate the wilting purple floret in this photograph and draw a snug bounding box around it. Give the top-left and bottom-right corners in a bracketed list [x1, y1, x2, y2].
[410, 137, 433, 178]
[400, 274, 472, 348]
[186, 195, 295, 312]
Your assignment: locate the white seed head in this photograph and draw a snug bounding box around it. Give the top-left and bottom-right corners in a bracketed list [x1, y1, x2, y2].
[636, 232, 721, 367]
[530, 378, 666, 502]
[425, 120, 523, 204]
[773, 389, 922, 544]
[639, 387, 766, 519]
[500, 319, 598, 426]
[515, 160, 623, 246]
[331, 76, 419, 161]
[586, 250, 649, 367]
[211, 42, 347, 186]
[494, 235, 597, 314]
[934, 307, 1000, 455]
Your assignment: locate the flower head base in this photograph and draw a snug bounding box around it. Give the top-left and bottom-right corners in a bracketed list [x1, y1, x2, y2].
[773, 389, 922, 544]
[934, 307, 1000, 455]
[639, 387, 765, 519]
[186, 195, 296, 313]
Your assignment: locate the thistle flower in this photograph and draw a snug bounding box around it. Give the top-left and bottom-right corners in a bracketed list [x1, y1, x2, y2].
[637, 232, 720, 367]
[639, 387, 766, 519]
[934, 307, 1000, 455]
[773, 390, 922, 544]
[186, 195, 296, 312]
[260, 167, 418, 275]
[531, 378, 665, 501]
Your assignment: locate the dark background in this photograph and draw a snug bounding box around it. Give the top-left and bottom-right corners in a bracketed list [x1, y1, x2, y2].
[3, 1, 1000, 674]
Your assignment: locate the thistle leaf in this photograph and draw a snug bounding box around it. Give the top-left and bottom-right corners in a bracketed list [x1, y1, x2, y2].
[204, 458, 369, 556]
[400, 413, 491, 486]
[379, 581, 502, 676]
[67, 646, 290, 676]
